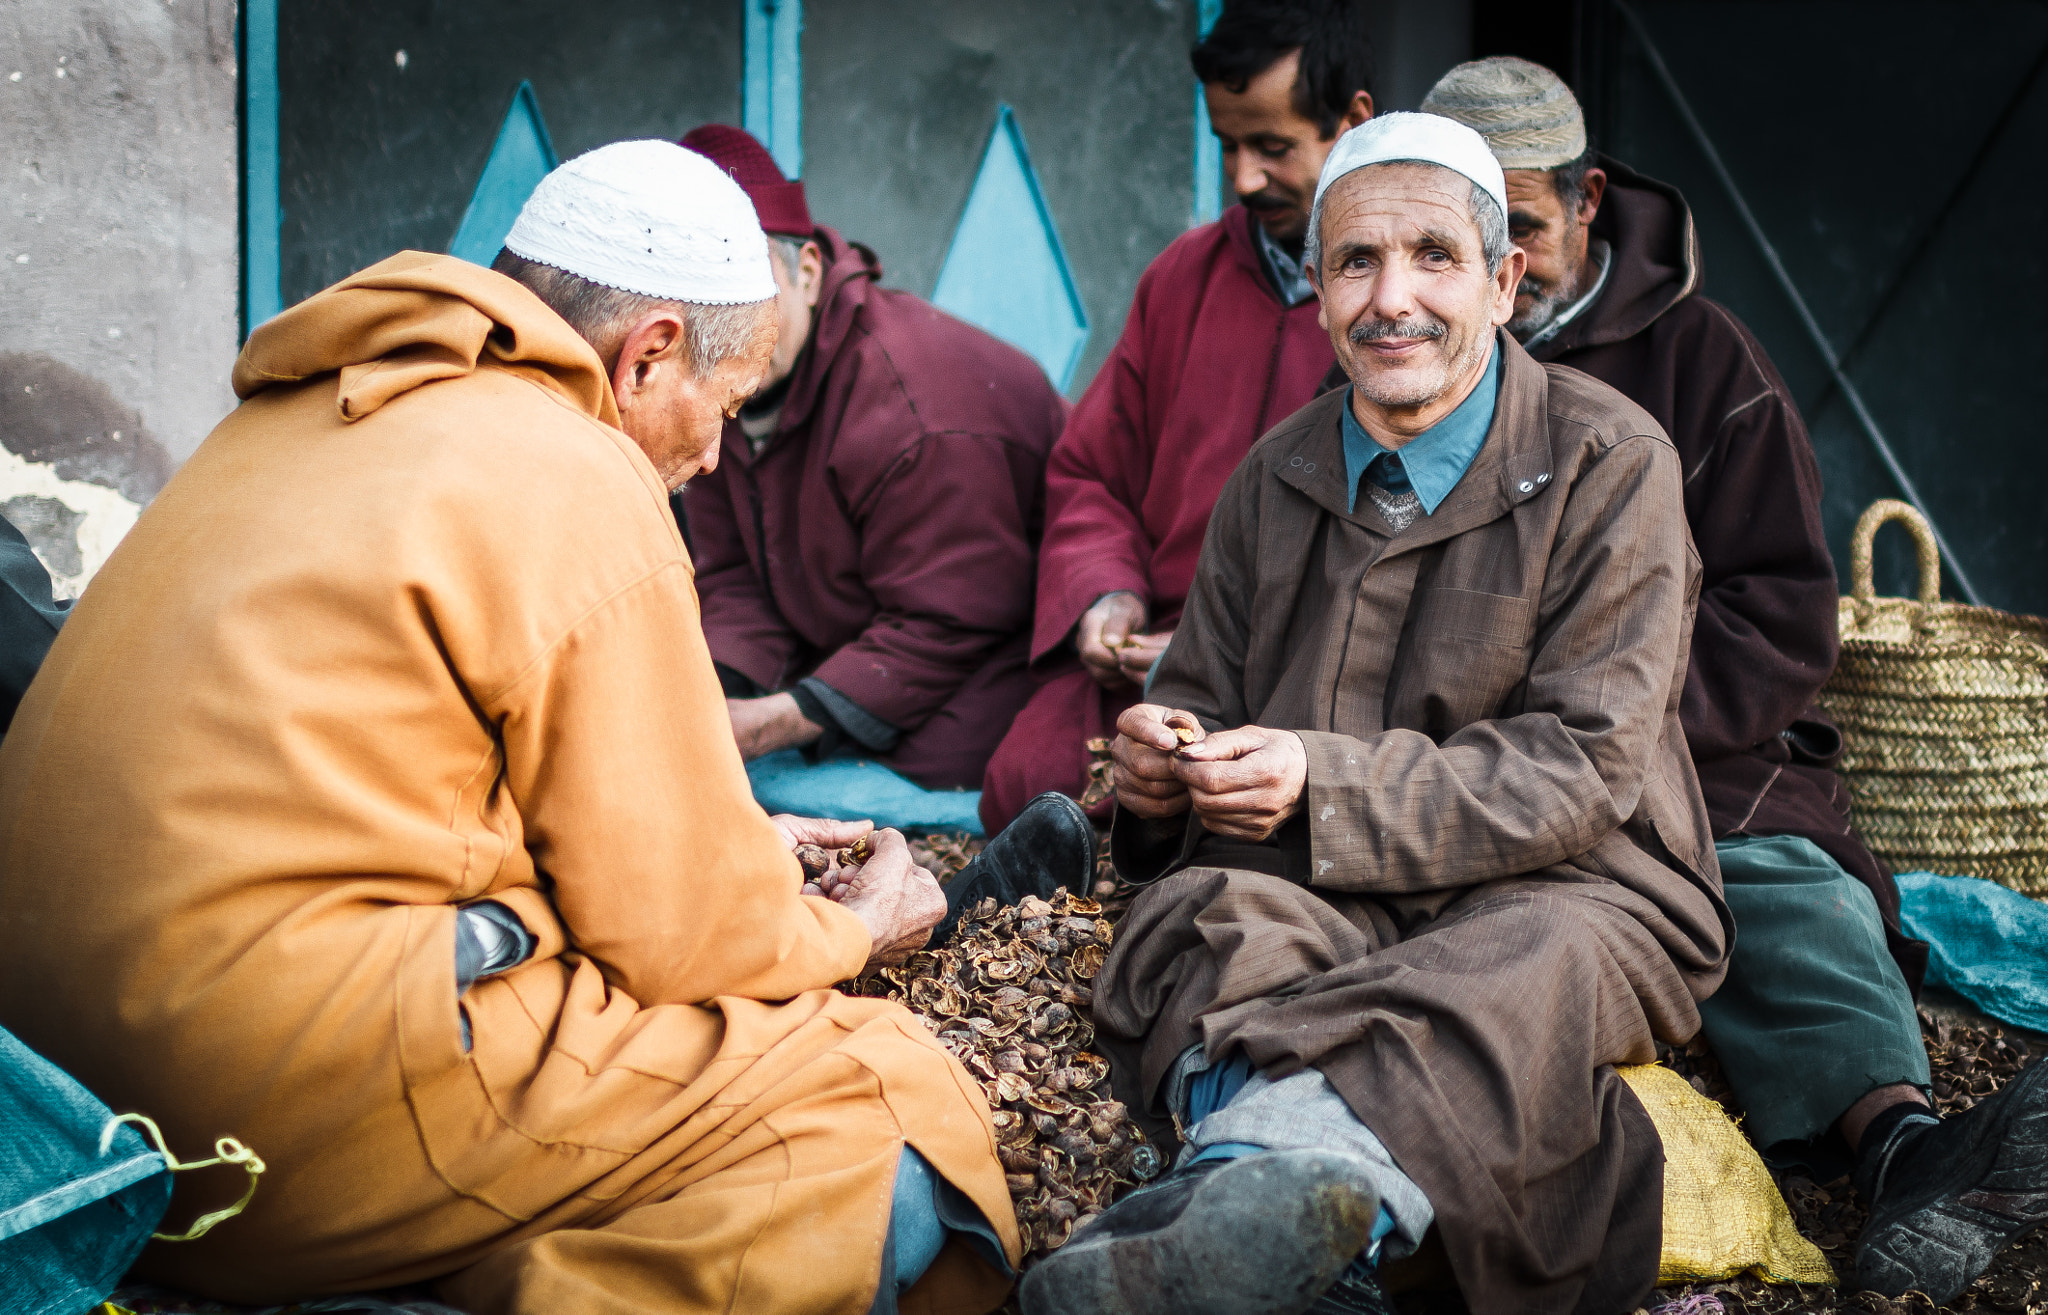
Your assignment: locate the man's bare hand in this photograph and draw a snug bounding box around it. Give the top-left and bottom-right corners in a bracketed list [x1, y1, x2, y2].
[1112, 703, 1194, 819]
[771, 814, 873, 852]
[772, 814, 872, 893]
[1115, 629, 1174, 684]
[1077, 591, 1149, 689]
[1174, 726, 1308, 841]
[814, 829, 945, 970]
[727, 692, 824, 760]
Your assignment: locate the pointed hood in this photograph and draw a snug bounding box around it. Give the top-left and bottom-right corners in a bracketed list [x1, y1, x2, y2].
[231, 251, 620, 428]
[1541, 157, 1701, 355]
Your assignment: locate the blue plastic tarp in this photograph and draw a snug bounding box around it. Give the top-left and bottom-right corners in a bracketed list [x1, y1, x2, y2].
[0, 1025, 170, 1315]
[1897, 871, 2048, 1033]
[746, 749, 984, 836]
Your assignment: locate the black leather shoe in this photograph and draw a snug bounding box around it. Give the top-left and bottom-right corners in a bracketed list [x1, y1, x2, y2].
[935, 792, 1094, 943]
[1018, 1149, 1381, 1315]
[1854, 1058, 2048, 1303]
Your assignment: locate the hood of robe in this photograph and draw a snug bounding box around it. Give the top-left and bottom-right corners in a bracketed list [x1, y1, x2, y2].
[1538, 156, 1702, 354]
[230, 250, 622, 429]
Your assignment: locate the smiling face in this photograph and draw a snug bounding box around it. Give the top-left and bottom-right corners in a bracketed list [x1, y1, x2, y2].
[1203, 48, 1371, 251]
[1311, 162, 1524, 443]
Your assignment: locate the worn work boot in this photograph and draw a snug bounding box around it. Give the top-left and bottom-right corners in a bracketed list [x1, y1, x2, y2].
[1854, 1058, 2048, 1303]
[1018, 1149, 1381, 1315]
[933, 792, 1094, 944]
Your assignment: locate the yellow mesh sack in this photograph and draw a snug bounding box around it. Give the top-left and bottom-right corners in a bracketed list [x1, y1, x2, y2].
[1618, 1063, 1836, 1285]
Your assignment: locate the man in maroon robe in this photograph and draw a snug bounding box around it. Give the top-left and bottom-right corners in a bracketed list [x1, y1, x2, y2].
[677, 126, 1066, 820]
[1426, 57, 2048, 1305]
[978, 0, 1374, 833]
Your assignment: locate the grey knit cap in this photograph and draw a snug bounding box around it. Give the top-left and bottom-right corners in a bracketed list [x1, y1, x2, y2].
[1420, 56, 1587, 171]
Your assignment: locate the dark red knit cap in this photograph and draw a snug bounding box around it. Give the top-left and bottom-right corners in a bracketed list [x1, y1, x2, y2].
[678, 124, 814, 238]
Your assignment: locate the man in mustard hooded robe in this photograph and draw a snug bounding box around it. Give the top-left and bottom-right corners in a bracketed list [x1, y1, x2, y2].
[0, 142, 1020, 1314]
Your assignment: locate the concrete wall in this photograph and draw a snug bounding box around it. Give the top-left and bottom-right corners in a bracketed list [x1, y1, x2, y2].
[277, 1, 742, 308]
[803, 0, 1198, 396]
[0, 0, 237, 589]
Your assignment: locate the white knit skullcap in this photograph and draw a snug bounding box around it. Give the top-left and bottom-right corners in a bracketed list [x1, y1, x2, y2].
[504, 140, 776, 305]
[1313, 111, 1509, 222]
[1421, 57, 1588, 171]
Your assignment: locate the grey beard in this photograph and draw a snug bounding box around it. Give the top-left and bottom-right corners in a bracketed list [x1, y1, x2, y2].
[1508, 278, 1575, 340]
[1349, 322, 1490, 410]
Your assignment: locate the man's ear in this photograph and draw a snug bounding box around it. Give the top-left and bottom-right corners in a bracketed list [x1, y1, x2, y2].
[798, 240, 825, 309]
[1493, 247, 1528, 325]
[1341, 90, 1373, 131]
[1578, 167, 1608, 227]
[609, 310, 687, 402]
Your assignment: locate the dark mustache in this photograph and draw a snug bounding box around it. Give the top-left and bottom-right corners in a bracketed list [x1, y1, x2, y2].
[1349, 317, 1448, 345]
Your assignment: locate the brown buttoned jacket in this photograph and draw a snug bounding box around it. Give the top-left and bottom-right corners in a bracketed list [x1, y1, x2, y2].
[1096, 332, 1731, 1313]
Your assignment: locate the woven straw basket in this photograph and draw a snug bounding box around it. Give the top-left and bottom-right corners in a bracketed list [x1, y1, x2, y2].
[1818, 500, 2048, 895]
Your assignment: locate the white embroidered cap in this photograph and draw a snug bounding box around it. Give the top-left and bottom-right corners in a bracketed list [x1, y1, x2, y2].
[1313, 111, 1509, 222]
[504, 140, 776, 305]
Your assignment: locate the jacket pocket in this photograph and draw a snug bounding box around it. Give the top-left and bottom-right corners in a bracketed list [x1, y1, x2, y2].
[1418, 587, 1535, 649]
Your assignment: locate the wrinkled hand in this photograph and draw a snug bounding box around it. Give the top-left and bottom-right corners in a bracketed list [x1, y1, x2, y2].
[1173, 725, 1308, 841]
[772, 815, 873, 893]
[1112, 704, 1193, 819]
[1115, 629, 1174, 684]
[727, 692, 824, 761]
[812, 829, 945, 970]
[1077, 591, 1149, 689]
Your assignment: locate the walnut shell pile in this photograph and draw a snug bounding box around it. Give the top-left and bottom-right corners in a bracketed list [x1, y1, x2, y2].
[852, 889, 1164, 1258]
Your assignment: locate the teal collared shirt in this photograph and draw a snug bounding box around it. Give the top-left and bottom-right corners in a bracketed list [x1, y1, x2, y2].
[1341, 341, 1503, 516]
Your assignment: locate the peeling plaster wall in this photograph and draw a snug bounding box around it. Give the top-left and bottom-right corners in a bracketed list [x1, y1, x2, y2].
[0, 0, 239, 471]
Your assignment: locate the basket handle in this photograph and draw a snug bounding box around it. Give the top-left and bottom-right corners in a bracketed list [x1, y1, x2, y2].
[1850, 499, 1941, 606]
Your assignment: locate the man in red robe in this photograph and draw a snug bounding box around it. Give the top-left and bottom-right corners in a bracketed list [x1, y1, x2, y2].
[978, 0, 1374, 834]
[678, 126, 1066, 833]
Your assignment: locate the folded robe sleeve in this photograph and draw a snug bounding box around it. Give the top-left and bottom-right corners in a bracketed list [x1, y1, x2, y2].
[1031, 271, 1164, 656]
[487, 560, 870, 1007]
[1673, 334, 1839, 762]
[1152, 431, 1693, 896]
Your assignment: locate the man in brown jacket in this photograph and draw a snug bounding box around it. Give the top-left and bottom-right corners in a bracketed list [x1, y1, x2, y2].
[1426, 57, 2048, 1306]
[0, 143, 1022, 1315]
[1023, 114, 1726, 1315]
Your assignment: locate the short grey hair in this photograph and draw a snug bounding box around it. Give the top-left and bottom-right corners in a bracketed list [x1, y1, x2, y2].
[1305, 167, 1512, 280]
[766, 234, 811, 278]
[490, 248, 771, 378]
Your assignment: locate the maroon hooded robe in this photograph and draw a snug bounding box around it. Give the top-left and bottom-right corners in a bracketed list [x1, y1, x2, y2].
[979, 205, 1334, 832]
[1527, 159, 1924, 984]
[683, 227, 1067, 791]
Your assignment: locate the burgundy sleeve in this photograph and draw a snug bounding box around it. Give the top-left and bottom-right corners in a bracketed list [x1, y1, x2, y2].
[1678, 319, 1840, 763]
[1029, 269, 1165, 661]
[808, 424, 1048, 731]
[681, 457, 802, 691]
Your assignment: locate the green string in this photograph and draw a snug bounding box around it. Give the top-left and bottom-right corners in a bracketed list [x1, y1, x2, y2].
[98, 1112, 266, 1242]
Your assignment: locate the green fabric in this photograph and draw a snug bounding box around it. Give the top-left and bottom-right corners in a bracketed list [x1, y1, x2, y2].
[1696, 835, 1928, 1150]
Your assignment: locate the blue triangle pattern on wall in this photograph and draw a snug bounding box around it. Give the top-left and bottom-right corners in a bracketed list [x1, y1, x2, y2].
[931, 106, 1090, 391]
[449, 82, 560, 266]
